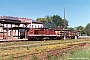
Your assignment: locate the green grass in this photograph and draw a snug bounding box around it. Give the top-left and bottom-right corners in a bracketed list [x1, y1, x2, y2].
[47, 47, 90, 60]
[66, 48, 90, 60]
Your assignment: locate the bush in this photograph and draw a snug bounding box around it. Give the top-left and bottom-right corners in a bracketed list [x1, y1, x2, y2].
[31, 54, 37, 60]
[47, 54, 51, 60]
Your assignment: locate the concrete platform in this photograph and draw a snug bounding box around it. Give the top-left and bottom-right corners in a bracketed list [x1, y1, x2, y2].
[78, 36, 90, 39]
[0, 39, 28, 42]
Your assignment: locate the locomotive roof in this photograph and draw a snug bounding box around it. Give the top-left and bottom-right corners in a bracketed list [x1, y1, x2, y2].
[54, 26, 70, 31]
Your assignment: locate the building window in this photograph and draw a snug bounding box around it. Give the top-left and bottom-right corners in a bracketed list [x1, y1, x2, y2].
[10, 31, 11, 36]
[35, 25, 36, 28]
[41, 26, 42, 28]
[14, 30, 16, 37]
[29, 25, 31, 28]
[23, 25, 24, 27]
[38, 25, 39, 28]
[6, 24, 8, 27]
[32, 25, 34, 28]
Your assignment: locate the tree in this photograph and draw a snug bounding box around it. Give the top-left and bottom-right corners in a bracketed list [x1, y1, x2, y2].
[36, 18, 46, 23]
[85, 23, 90, 36]
[76, 25, 85, 34]
[36, 15, 68, 28]
[51, 15, 63, 26]
[76, 25, 84, 31]
[45, 16, 56, 28]
[36, 16, 56, 28]
[67, 27, 74, 30]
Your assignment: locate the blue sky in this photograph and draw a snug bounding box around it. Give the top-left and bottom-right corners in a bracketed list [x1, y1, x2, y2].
[0, 0, 90, 28]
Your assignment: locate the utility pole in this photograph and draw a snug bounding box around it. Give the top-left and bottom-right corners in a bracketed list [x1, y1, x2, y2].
[64, 7, 66, 40]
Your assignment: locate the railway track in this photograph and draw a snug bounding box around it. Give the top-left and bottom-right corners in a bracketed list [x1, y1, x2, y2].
[0, 39, 88, 49]
[25, 42, 89, 60]
[0, 39, 90, 60]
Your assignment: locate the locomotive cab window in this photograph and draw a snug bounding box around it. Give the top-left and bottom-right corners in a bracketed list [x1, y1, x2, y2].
[34, 30, 38, 34]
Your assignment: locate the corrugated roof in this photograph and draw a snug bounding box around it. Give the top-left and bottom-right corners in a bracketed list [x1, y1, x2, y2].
[0, 16, 19, 20]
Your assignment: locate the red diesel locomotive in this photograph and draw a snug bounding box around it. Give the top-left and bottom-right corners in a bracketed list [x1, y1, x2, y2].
[28, 27, 78, 40]
[28, 28, 56, 40]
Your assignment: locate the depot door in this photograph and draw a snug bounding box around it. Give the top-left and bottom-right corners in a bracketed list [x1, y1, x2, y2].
[20, 29, 25, 39]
